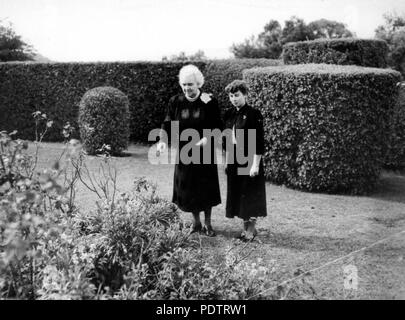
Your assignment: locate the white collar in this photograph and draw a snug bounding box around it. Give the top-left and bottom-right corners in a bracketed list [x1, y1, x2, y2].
[185, 90, 201, 102]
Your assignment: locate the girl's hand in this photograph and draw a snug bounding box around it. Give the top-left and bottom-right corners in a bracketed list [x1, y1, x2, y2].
[249, 165, 259, 177]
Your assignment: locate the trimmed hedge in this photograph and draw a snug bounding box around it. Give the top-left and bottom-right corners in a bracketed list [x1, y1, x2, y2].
[282, 38, 388, 68]
[0, 59, 281, 143]
[79, 87, 130, 155]
[385, 82, 405, 169]
[244, 64, 401, 194]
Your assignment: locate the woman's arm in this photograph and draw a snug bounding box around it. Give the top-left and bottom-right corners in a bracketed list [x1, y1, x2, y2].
[197, 95, 222, 147]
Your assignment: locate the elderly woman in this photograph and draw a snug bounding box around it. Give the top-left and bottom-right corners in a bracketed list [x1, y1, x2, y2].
[223, 80, 267, 241]
[157, 64, 222, 236]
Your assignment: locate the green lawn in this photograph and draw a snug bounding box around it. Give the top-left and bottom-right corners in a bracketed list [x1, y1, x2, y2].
[33, 142, 405, 299]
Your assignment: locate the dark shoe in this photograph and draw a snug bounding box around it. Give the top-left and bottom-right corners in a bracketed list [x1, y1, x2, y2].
[189, 223, 202, 234]
[235, 231, 247, 240]
[201, 225, 216, 237]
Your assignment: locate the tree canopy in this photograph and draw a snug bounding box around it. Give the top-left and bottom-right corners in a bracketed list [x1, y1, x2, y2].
[231, 16, 354, 59]
[375, 12, 405, 76]
[162, 50, 207, 62]
[0, 20, 34, 62]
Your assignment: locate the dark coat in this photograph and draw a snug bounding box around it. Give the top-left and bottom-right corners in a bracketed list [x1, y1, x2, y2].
[223, 104, 267, 220]
[161, 92, 222, 212]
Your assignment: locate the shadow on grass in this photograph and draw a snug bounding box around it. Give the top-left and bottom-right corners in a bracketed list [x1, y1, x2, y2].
[208, 227, 368, 256]
[368, 171, 405, 204]
[368, 215, 405, 228]
[252, 231, 367, 254]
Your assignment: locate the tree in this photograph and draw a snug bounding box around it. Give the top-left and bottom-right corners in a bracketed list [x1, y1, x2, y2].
[308, 19, 354, 39]
[280, 16, 314, 44]
[257, 20, 283, 58]
[0, 20, 34, 62]
[162, 50, 207, 62]
[230, 16, 354, 59]
[230, 35, 271, 59]
[375, 12, 405, 76]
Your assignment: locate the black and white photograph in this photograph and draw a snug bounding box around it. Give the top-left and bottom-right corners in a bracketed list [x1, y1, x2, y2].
[1, 0, 405, 306]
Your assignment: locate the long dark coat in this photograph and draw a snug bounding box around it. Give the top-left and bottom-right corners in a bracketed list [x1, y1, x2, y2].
[161, 92, 222, 212]
[223, 104, 267, 220]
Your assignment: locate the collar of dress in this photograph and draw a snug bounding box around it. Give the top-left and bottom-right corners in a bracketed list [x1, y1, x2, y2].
[185, 90, 201, 102]
[235, 104, 248, 114]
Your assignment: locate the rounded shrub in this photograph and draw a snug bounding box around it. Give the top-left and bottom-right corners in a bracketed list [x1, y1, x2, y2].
[244, 64, 401, 194]
[282, 38, 389, 68]
[78, 86, 130, 155]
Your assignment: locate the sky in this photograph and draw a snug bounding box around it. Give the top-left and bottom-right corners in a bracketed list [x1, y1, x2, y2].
[1, 0, 405, 62]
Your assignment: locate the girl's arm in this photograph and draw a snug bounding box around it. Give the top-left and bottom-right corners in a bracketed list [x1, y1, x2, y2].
[250, 110, 264, 177]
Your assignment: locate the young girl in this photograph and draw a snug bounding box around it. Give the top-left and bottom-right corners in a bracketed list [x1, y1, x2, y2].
[223, 80, 267, 241]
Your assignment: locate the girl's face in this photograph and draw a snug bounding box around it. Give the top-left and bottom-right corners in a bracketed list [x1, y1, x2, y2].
[180, 74, 200, 99]
[229, 91, 246, 108]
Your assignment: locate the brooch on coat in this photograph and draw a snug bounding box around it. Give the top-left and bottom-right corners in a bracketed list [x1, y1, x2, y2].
[200, 92, 212, 104]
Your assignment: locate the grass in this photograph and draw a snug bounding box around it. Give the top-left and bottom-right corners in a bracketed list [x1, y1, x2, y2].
[32, 142, 405, 300]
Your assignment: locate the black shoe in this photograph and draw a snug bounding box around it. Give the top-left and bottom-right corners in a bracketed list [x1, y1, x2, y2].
[201, 225, 216, 237]
[235, 231, 247, 240]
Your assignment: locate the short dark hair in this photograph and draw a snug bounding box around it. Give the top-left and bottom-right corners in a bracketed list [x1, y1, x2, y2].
[225, 79, 248, 95]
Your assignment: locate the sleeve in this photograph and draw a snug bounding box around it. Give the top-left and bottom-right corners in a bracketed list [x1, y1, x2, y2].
[253, 110, 265, 155]
[160, 96, 176, 144]
[221, 109, 231, 152]
[202, 97, 223, 146]
[207, 97, 223, 131]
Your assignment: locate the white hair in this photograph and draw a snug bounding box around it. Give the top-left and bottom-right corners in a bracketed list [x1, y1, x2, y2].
[178, 64, 204, 88]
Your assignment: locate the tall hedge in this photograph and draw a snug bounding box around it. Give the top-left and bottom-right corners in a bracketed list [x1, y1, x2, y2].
[0, 59, 281, 142]
[0, 61, 203, 142]
[385, 82, 405, 169]
[282, 38, 388, 68]
[244, 64, 401, 194]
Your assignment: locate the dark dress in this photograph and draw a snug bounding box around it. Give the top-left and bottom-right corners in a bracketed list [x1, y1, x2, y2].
[161, 92, 222, 212]
[223, 104, 267, 220]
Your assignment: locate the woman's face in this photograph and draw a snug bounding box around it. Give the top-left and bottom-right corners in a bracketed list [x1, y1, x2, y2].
[229, 91, 246, 108]
[180, 74, 200, 99]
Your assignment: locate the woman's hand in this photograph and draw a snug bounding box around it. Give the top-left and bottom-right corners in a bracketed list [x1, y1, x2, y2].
[195, 137, 208, 147]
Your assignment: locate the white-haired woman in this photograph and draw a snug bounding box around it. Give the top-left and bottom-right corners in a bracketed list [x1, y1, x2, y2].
[157, 64, 222, 236]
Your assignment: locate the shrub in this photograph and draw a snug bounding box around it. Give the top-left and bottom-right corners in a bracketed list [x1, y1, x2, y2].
[78, 87, 130, 155]
[385, 82, 405, 169]
[244, 64, 401, 194]
[0, 122, 83, 299]
[282, 38, 389, 68]
[0, 59, 281, 143]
